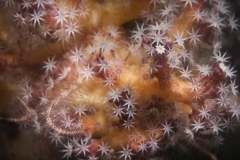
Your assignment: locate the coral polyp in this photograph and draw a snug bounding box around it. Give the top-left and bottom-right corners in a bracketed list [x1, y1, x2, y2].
[0, 0, 239, 160]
